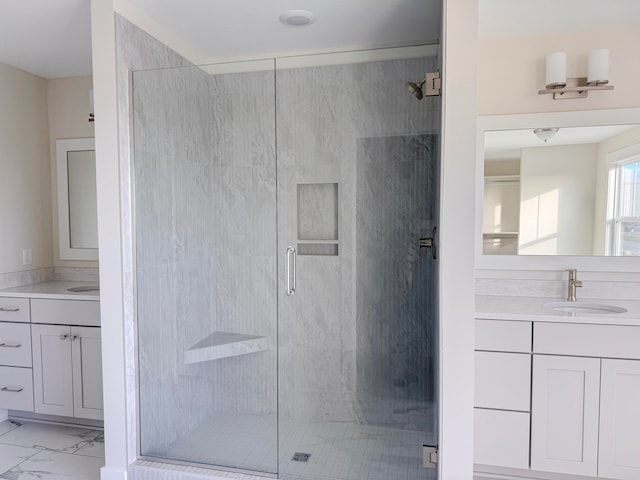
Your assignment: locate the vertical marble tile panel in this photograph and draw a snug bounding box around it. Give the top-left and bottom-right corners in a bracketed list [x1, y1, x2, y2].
[276, 57, 439, 435]
[115, 15, 196, 463]
[131, 53, 277, 471]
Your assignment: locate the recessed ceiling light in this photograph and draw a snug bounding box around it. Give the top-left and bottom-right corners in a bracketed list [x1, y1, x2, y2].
[279, 10, 316, 27]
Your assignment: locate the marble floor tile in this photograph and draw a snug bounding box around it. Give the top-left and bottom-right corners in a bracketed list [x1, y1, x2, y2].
[0, 450, 103, 480]
[0, 422, 21, 438]
[0, 423, 101, 453]
[0, 444, 40, 475]
[74, 433, 104, 458]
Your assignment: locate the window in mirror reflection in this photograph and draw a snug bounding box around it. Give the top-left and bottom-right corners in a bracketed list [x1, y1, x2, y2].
[483, 124, 640, 256]
[607, 156, 640, 255]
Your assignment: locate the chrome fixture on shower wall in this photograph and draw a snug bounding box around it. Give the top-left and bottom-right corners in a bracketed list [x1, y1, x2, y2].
[407, 79, 427, 100]
[407, 72, 441, 100]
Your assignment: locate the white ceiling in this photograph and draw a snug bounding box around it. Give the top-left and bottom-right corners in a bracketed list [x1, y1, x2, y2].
[1, 1, 639, 78]
[127, 0, 442, 63]
[484, 125, 639, 161]
[0, 0, 91, 79]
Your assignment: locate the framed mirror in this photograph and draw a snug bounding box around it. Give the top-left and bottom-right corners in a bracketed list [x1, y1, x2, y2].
[476, 108, 640, 272]
[56, 138, 98, 261]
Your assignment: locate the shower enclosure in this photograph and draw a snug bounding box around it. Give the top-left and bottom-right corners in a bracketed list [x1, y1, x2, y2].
[133, 48, 441, 480]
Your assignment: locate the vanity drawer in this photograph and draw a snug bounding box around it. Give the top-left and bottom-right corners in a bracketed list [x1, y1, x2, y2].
[475, 408, 530, 469]
[0, 366, 34, 411]
[475, 319, 531, 352]
[31, 299, 100, 327]
[475, 351, 531, 411]
[0, 298, 30, 323]
[0, 323, 32, 367]
[535, 323, 640, 360]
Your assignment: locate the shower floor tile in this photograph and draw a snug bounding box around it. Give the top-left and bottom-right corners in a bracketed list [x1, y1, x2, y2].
[164, 405, 437, 480]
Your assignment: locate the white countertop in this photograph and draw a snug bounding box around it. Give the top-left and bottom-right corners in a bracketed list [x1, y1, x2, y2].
[0, 281, 100, 301]
[476, 295, 640, 326]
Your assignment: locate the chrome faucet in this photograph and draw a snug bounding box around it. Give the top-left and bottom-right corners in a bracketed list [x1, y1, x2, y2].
[567, 269, 583, 302]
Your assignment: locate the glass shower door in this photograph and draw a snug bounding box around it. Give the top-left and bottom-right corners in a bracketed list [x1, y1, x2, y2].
[133, 51, 440, 480]
[133, 59, 279, 473]
[275, 51, 440, 480]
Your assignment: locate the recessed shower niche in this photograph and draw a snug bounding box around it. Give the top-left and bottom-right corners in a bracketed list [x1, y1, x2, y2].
[297, 183, 339, 256]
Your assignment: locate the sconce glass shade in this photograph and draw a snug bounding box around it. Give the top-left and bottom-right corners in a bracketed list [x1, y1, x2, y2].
[588, 49, 610, 85]
[545, 52, 567, 89]
[533, 127, 559, 143]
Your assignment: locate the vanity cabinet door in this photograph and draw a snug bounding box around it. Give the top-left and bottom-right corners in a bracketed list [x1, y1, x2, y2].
[71, 327, 103, 420]
[31, 324, 74, 417]
[531, 355, 600, 477]
[598, 359, 640, 480]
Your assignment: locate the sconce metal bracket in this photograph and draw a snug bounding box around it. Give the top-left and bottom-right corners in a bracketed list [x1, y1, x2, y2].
[538, 77, 614, 99]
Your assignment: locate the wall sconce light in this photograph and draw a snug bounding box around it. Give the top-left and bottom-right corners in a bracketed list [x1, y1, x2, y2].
[538, 49, 614, 100]
[533, 127, 559, 143]
[88, 89, 95, 123]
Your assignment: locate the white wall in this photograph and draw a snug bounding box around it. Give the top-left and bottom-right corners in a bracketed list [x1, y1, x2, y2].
[479, 26, 640, 115]
[0, 62, 52, 274]
[46, 76, 97, 268]
[519, 144, 597, 255]
[440, 0, 478, 478]
[91, 2, 129, 479]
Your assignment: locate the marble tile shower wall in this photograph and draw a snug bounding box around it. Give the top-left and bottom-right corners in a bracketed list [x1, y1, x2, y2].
[115, 15, 193, 462]
[133, 62, 277, 456]
[355, 135, 438, 427]
[275, 59, 439, 424]
[123, 13, 440, 467]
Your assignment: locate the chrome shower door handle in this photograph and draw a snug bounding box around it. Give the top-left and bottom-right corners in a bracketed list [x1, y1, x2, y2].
[286, 246, 297, 296]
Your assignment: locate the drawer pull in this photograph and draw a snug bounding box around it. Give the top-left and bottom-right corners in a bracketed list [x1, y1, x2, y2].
[60, 334, 69, 341]
[70, 335, 78, 341]
[1, 386, 23, 393]
[0, 307, 19, 312]
[0, 343, 21, 348]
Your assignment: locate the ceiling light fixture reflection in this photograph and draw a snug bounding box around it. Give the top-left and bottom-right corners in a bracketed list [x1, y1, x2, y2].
[533, 127, 559, 143]
[279, 10, 316, 27]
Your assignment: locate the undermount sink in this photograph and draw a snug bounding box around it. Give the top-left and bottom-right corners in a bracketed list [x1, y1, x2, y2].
[544, 301, 627, 314]
[67, 286, 100, 293]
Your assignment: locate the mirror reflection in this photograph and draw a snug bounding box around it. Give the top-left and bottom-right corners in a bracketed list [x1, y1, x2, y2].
[483, 124, 640, 256]
[56, 138, 98, 261]
[67, 150, 98, 249]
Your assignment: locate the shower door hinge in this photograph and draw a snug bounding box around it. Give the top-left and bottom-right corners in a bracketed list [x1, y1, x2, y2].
[423, 444, 438, 468]
[425, 72, 441, 96]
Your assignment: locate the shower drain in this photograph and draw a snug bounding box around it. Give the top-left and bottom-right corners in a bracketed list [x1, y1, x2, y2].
[291, 452, 311, 462]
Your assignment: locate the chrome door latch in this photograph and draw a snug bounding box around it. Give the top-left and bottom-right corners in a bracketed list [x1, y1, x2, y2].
[419, 226, 437, 259]
[423, 444, 438, 468]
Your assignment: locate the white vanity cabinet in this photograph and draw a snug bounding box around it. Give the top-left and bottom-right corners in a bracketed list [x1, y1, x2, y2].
[0, 289, 103, 422]
[598, 359, 640, 480]
[31, 324, 103, 420]
[0, 298, 34, 412]
[475, 316, 640, 480]
[530, 355, 601, 476]
[474, 319, 532, 469]
[30, 299, 103, 421]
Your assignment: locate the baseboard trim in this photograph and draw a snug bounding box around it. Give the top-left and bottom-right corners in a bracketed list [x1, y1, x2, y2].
[101, 466, 128, 480]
